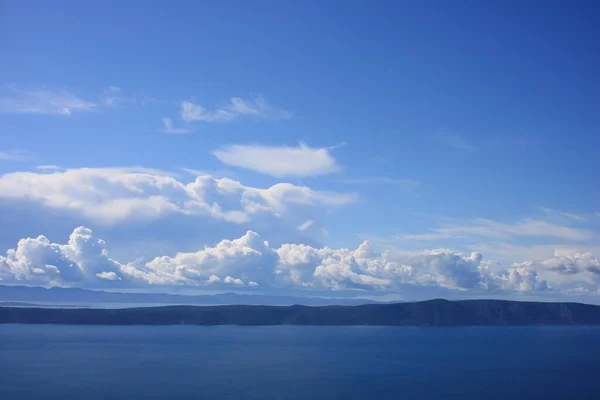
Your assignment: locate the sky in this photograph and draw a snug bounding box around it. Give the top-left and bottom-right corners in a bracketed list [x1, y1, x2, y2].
[0, 0, 599, 302]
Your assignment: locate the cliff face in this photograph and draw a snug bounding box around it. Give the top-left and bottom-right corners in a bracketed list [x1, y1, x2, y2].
[2, 299, 600, 326]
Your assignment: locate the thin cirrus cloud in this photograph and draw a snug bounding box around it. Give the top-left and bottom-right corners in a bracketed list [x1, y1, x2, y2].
[437, 134, 477, 152]
[180, 95, 291, 123]
[0, 149, 35, 162]
[0, 84, 147, 116]
[35, 165, 64, 172]
[160, 117, 191, 134]
[0, 84, 97, 115]
[337, 177, 421, 192]
[213, 143, 341, 178]
[540, 207, 587, 222]
[399, 218, 595, 242]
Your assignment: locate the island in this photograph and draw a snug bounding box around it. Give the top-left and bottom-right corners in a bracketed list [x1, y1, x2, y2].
[2, 299, 600, 326]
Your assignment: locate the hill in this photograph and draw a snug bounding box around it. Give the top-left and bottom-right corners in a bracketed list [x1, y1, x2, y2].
[2, 299, 600, 326]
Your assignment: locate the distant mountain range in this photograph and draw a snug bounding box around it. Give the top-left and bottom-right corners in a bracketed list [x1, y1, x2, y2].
[0, 285, 382, 306]
[2, 299, 600, 326]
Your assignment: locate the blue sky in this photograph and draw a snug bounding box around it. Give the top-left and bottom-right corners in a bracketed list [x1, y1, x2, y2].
[1, 1, 599, 301]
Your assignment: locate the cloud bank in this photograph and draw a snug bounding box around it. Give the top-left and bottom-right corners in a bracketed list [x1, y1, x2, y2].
[0, 167, 354, 226]
[2, 227, 598, 296]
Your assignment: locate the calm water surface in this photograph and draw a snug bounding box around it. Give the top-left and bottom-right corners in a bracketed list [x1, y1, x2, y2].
[1, 324, 599, 399]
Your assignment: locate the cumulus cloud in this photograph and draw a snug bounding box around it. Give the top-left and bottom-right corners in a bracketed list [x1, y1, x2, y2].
[6, 227, 588, 295]
[0, 85, 97, 115]
[0, 168, 354, 226]
[510, 251, 600, 292]
[181, 96, 291, 123]
[96, 271, 121, 281]
[224, 276, 244, 285]
[0, 226, 129, 287]
[213, 143, 340, 178]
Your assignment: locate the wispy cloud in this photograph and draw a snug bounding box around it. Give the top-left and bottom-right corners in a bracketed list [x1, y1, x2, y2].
[0, 149, 35, 161]
[181, 96, 291, 123]
[298, 220, 314, 231]
[437, 134, 477, 151]
[101, 86, 155, 108]
[0, 84, 97, 115]
[373, 155, 393, 166]
[179, 167, 237, 180]
[213, 142, 340, 178]
[337, 177, 421, 191]
[101, 86, 123, 107]
[328, 142, 348, 150]
[180, 167, 210, 176]
[400, 217, 595, 243]
[540, 207, 587, 222]
[36, 165, 63, 172]
[0, 84, 151, 116]
[160, 117, 191, 134]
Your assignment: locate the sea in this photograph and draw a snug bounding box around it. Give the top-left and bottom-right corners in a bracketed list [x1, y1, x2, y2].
[1, 324, 599, 399]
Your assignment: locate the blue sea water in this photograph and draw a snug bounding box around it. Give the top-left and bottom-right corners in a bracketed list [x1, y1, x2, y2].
[1, 325, 599, 399]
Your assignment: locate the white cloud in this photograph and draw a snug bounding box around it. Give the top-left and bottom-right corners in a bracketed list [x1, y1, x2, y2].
[144, 230, 278, 286]
[0, 150, 35, 162]
[437, 134, 477, 151]
[509, 251, 600, 292]
[213, 143, 341, 177]
[6, 227, 592, 295]
[160, 117, 191, 134]
[96, 271, 121, 281]
[181, 96, 291, 123]
[224, 276, 245, 285]
[0, 226, 132, 287]
[0, 167, 354, 225]
[0, 85, 97, 115]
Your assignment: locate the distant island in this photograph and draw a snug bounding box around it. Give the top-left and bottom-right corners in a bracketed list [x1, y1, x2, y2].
[0, 285, 381, 307]
[0, 301, 89, 308]
[2, 299, 600, 326]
